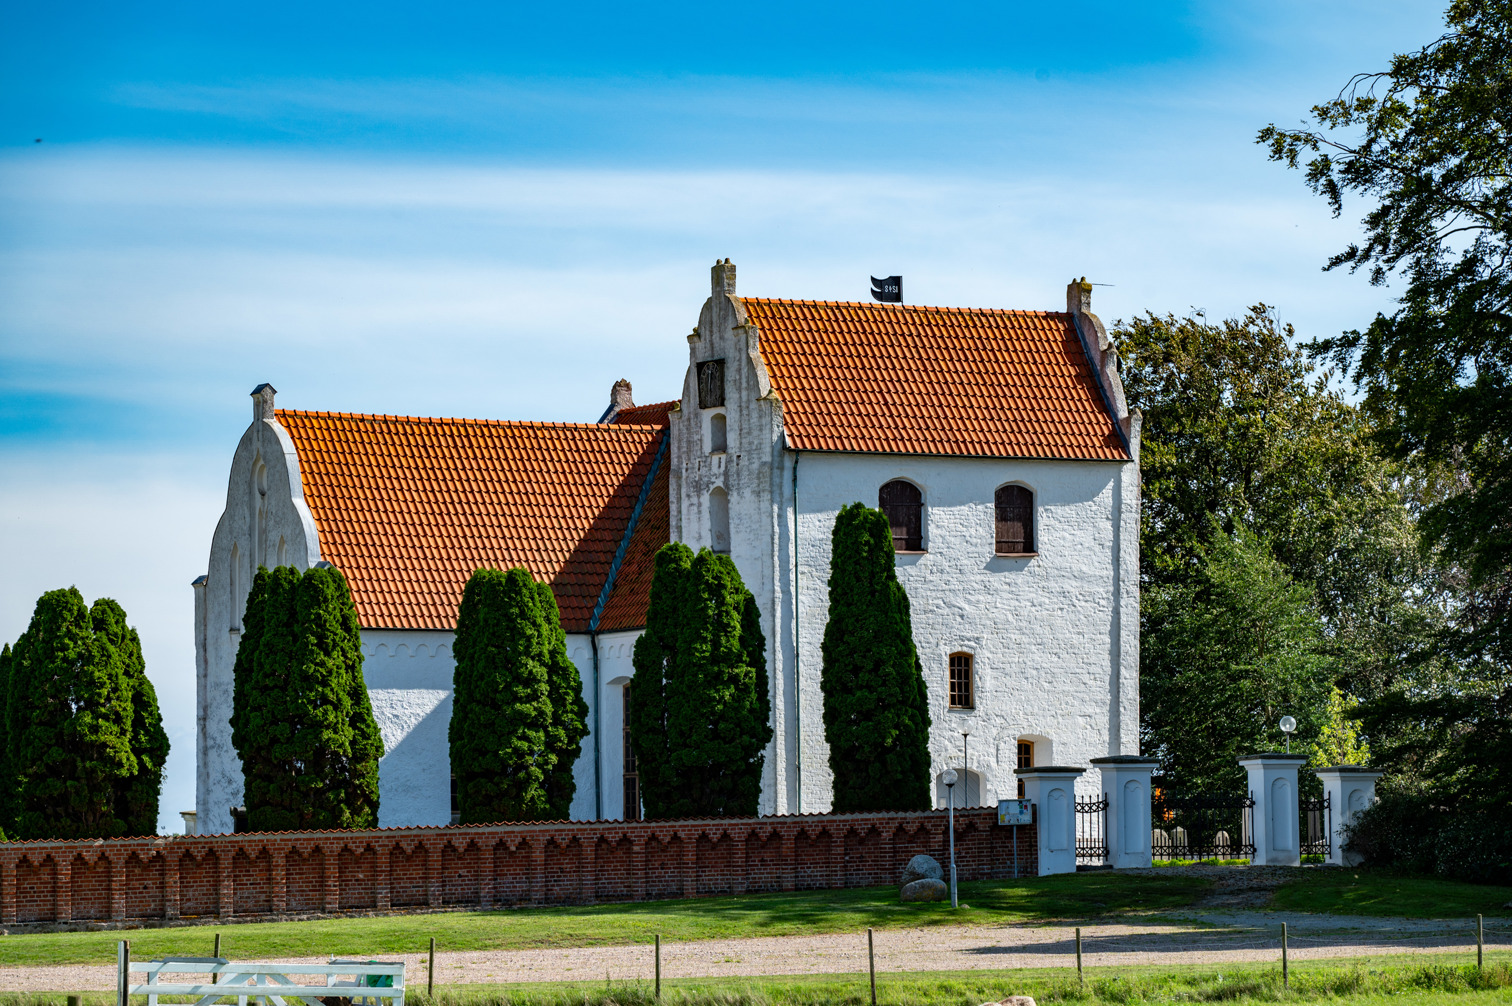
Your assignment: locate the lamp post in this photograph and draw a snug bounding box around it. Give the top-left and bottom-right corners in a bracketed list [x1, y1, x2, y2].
[942, 768, 958, 908]
[1279, 715, 1297, 754]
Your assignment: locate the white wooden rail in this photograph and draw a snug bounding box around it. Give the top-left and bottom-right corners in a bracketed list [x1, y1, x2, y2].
[116, 945, 404, 1006]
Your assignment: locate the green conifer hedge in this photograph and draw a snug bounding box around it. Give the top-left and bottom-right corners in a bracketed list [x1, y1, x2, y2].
[821, 503, 933, 812]
[230, 564, 382, 831]
[536, 581, 589, 819]
[3, 588, 169, 839]
[630, 543, 772, 818]
[92, 599, 170, 836]
[450, 567, 554, 822]
[0, 642, 13, 839]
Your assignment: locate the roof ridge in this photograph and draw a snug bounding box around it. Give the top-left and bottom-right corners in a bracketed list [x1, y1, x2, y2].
[741, 297, 1066, 317]
[276, 409, 662, 434]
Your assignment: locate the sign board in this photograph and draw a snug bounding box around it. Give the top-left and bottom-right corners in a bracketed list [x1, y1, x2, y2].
[870, 276, 902, 303]
[997, 798, 1032, 826]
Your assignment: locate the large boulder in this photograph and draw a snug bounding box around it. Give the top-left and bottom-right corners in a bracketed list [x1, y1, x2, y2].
[900, 853, 943, 886]
[900, 878, 949, 902]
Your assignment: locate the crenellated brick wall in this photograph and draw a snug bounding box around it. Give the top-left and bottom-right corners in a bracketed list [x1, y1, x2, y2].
[0, 809, 1031, 928]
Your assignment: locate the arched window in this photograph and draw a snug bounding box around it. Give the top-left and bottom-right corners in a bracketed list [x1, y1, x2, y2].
[709, 487, 731, 554]
[709, 412, 727, 453]
[995, 484, 1034, 554]
[879, 480, 923, 551]
[948, 652, 974, 709]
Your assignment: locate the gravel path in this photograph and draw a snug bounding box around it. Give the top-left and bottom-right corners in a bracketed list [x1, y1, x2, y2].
[5, 916, 1506, 993]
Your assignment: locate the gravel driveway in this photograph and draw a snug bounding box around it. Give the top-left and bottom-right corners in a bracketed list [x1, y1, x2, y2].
[4, 913, 1505, 993]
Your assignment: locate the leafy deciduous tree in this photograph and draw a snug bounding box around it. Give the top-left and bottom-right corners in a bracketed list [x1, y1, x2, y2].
[1259, 0, 1512, 811]
[1142, 531, 1332, 793]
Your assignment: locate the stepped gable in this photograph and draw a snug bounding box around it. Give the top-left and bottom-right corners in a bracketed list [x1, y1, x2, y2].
[275, 409, 664, 632]
[741, 298, 1129, 461]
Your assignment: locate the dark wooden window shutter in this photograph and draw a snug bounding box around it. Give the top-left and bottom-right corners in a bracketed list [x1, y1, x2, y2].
[995, 484, 1034, 554]
[879, 480, 923, 551]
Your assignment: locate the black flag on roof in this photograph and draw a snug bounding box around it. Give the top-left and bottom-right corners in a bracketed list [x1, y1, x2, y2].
[870, 276, 902, 303]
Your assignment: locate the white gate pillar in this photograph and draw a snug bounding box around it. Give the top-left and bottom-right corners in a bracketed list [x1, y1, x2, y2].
[1238, 753, 1306, 866]
[1015, 766, 1086, 876]
[1313, 765, 1383, 866]
[1091, 756, 1159, 869]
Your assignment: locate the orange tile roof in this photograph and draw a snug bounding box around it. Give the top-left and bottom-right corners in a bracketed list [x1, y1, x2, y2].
[743, 299, 1129, 461]
[595, 449, 670, 633]
[276, 410, 664, 632]
[611, 400, 676, 427]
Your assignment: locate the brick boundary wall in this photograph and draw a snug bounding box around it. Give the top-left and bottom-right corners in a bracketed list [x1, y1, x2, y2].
[0, 809, 1033, 927]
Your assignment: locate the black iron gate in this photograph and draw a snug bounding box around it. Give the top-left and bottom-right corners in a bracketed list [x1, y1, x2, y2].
[1301, 793, 1331, 858]
[1076, 794, 1109, 866]
[1151, 792, 1257, 860]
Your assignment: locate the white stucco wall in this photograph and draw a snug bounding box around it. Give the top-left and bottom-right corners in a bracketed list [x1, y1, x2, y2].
[365, 628, 603, 827]
[789, 451, 1139, 811]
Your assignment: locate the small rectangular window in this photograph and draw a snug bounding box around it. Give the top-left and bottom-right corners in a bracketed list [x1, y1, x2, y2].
[697, 360, 726, 408]
[1017, 740, 1034, 769]
[948, 653, 974, 709]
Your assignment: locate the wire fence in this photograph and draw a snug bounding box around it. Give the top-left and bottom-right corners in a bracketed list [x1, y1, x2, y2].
[76, 916, 1512, 1005]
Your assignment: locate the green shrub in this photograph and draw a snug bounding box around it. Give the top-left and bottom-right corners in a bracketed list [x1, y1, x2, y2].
[1345, 791, 1512, 884]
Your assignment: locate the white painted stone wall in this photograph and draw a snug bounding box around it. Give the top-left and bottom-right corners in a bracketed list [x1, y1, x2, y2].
[790, 450, 1139, 810]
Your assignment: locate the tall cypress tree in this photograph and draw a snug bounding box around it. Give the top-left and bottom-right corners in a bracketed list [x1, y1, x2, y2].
[535, 581, 589, 819]
[450, 567, 553, 823]
[232, 565, 294, 830]
[92, 599, 170, 836]
[7, 588, 135, 838]
[628, 543, 692, 819]
[231, 565, 381, 831]
[821, 503, 933, 812]
[631, 543, 771, 819]
[295, 566, 383, 829]
[0, 642, 13, 838]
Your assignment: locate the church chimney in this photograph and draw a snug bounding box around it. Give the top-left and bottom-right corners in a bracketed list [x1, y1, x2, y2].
[251, 383, 277, 421]
[598, 378, 636, 423]
[711, 257, 736, 296]
[1066, 276, 1093, 316]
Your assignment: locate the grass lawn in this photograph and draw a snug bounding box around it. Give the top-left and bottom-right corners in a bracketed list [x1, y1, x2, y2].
[5, 955, 1510, 1005]
[1270, 868, 1512, 919]
[0, 873, 1209, 967]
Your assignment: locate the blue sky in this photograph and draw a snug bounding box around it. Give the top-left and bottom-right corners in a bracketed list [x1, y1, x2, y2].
[0, 0, 1447, 831]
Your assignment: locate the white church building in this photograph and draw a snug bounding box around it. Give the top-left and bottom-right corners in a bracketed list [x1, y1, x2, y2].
[193, 261, 1141, 834]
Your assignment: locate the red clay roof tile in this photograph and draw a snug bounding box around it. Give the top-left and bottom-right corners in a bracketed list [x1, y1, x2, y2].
[744, 298, 1127, 461]
[276, 410, 664, 632]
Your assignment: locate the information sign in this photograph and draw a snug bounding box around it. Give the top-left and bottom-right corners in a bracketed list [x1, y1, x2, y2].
[997, 798, 1032, 826]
